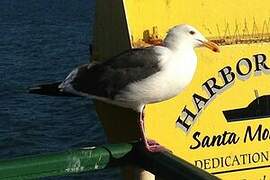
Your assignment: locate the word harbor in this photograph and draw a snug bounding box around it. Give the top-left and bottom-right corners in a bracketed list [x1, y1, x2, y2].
[176, 54, 269, 133]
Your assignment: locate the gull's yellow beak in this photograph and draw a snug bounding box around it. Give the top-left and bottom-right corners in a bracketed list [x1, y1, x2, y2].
[202, 41, 220, 53]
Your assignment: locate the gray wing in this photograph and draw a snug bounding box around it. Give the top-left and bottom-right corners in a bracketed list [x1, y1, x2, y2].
[67, 47, 162, 99]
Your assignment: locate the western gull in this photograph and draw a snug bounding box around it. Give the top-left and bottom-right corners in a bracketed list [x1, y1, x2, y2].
[29, 24, 220, 152]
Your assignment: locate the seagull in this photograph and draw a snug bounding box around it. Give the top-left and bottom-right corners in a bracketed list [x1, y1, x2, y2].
[29, 24, 220, 152]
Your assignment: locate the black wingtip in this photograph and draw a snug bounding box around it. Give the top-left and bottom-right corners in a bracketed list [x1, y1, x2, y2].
[28, 82, 77, 97]
[28, 86, 42, 93]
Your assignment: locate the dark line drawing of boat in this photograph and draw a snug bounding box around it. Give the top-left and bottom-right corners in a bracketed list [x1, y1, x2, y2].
[223, 91, 270, 122]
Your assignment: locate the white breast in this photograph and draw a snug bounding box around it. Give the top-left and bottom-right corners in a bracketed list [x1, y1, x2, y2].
[115, 47, 197, 109]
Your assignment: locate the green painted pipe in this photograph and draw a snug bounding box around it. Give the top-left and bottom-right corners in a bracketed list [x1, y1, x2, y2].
[0, 143, 133, 180]
[0, 143, 219, 180]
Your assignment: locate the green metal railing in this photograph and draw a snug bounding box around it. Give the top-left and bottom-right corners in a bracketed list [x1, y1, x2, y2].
[0, 142, 219, 180]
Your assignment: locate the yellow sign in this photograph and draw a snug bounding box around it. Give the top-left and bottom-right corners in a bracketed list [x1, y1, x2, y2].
[93, 0, 270, 178]
[147, 45, 270, 179]
[123, 0, 270, 179]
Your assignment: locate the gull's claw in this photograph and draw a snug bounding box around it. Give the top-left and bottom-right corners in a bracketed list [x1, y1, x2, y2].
[144, 139, 171, 153]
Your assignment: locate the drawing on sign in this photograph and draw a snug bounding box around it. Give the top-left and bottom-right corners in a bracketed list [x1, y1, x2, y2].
[223, 92, 270, 122]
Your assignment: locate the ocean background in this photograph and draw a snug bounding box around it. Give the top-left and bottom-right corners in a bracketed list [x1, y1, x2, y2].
[0, 0, 121, 179]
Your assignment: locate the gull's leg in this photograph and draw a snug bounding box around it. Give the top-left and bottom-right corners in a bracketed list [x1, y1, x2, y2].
[138, 105, 167, 152]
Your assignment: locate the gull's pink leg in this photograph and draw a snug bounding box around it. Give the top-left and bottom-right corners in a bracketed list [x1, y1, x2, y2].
[138, 106, 168, 152]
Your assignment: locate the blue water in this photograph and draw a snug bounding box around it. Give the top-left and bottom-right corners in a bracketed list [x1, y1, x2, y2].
[0, 0, 120, 179]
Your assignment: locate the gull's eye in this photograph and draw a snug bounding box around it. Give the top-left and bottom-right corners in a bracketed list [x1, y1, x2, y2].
[189, 30, 195, 35]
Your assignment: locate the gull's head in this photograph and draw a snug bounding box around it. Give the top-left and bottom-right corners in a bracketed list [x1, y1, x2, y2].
[164, 24, 220, 53]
